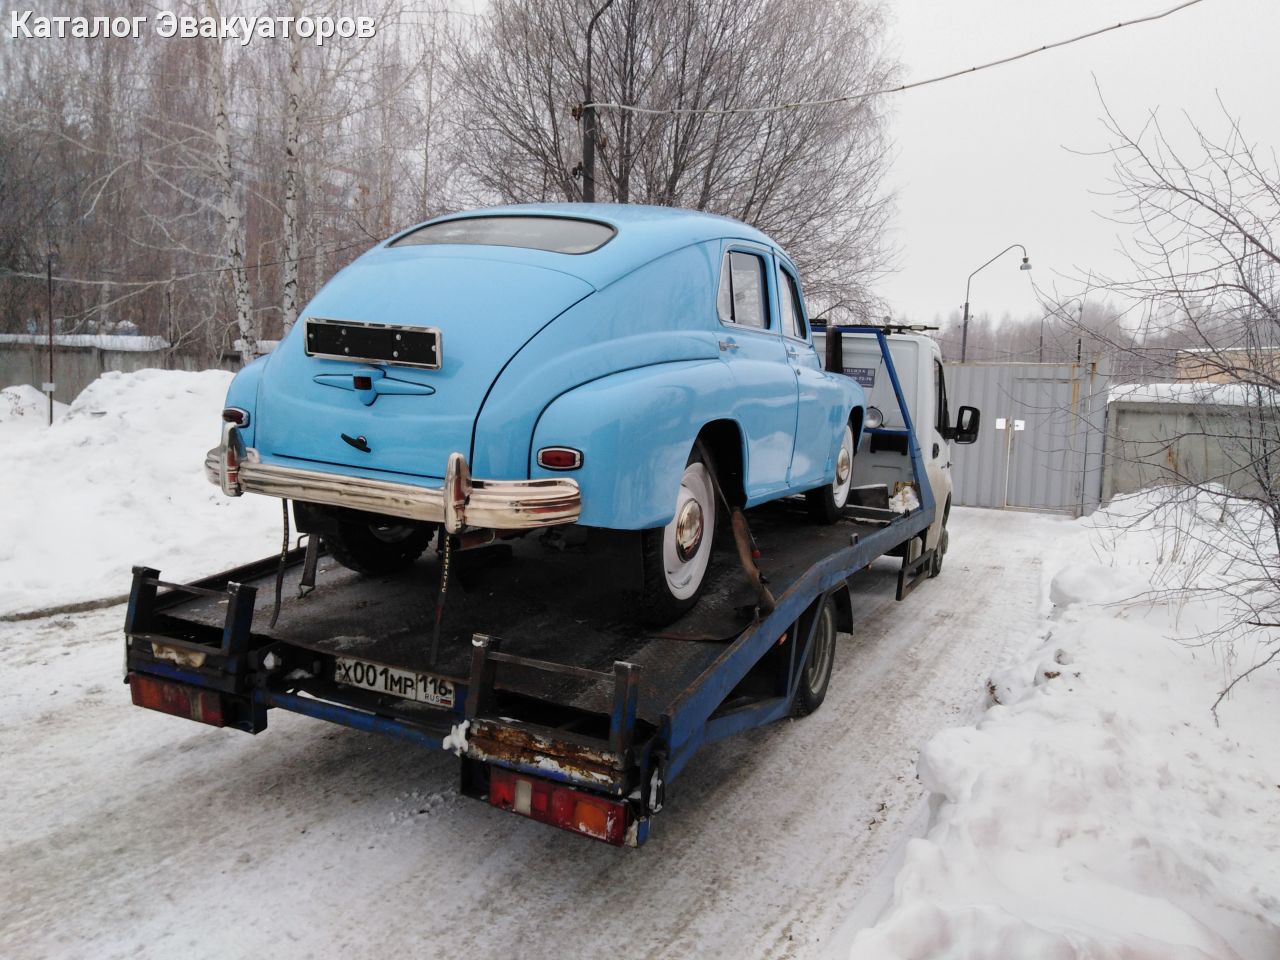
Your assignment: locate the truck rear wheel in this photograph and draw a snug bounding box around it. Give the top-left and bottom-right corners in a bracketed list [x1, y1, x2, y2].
[638, 449, 717, 626]
[806, 422, 856, 524]
[323, 517, 433, 575]
[792, 593, 838, 717]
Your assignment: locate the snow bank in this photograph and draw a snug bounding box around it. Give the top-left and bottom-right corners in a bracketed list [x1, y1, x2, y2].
[1, 384, 67, 431]
[850, 491, 1280, 960]
[0, 369, 278, 617]
[0, 333, 170, 351]
[1109, 382, 1275, 407]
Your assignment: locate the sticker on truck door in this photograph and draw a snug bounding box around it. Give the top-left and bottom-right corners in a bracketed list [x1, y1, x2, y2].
[842, 366, 876, 388]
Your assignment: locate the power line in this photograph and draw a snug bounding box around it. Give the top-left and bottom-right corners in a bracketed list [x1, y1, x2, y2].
[1, 236, 374, 289]
[585, 0, 1210, 117]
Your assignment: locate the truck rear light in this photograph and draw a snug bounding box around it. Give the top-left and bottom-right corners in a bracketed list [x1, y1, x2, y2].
[129, 673, 226, 727]
[537, 447, 583, 470]
[488, 768, 627, 845]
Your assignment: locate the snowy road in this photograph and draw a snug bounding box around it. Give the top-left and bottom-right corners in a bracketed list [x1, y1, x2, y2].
[1, 507, 1068, 960]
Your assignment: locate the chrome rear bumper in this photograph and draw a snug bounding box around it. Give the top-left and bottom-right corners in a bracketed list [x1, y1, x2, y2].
[205, 424, 580, 533]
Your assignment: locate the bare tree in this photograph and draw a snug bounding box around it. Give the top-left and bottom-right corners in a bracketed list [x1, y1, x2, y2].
[1060, 101, 1280, 708]
[452, 0, 896, 311]
[0, 1, 456, 363]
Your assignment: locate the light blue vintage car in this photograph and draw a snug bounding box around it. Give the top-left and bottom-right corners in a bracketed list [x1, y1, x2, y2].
[208, 204, 865, 622]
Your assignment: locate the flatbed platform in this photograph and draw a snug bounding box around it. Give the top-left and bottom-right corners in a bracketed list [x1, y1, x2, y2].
[157, 498, 901, 726]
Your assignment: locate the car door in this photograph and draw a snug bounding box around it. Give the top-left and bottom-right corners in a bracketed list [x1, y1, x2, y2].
[775, 261, 837, 488]
[715, 244, 798, 500]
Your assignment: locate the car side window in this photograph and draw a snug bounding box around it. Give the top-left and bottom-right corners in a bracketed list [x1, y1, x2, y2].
[777, 267, 807, 341]
[717, 251, 769, 329]
[935, 359, 950, 434]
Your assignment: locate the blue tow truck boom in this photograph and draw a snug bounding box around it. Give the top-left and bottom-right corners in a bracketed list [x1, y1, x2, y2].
[123, 328, 954, 847]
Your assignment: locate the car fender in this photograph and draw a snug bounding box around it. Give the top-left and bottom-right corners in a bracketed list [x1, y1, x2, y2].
[471, 241, 722, 479]
[530, 359, 741, 529]
[223, 354, 270, 448]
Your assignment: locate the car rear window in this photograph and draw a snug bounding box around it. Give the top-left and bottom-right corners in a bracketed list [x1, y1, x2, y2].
[389, 216, 616, 255]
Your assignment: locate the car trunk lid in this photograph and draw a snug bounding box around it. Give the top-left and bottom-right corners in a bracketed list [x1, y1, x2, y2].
[255, 251, 594, 480]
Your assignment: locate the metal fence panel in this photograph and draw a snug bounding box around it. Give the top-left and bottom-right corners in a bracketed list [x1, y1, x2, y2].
[945, 360, 1108, 516]
[1103, 401, 1273, 499]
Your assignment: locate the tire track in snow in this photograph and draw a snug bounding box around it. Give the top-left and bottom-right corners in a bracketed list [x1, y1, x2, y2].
[0, 508, 1069, 960]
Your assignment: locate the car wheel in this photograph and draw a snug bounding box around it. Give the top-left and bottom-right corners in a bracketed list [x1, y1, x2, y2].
[792, 593, 838, 717]
[805, 420, 856, 524]
[323, 516, 434, 575]
[638, 448, 717, 626]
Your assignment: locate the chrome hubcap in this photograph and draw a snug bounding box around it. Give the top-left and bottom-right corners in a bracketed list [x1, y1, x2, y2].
[663, 462, 716, 601]
[675, 499, 704, 562]
[836, 447, 852, 485]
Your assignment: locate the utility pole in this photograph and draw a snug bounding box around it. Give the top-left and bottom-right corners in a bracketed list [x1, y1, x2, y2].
[580, 0, 615, 203]
[45, 246, 57, 426]
[166, 278, 174, 370]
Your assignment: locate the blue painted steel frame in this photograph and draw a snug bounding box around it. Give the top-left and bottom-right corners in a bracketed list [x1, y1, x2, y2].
[658, 326, 935, 780]
[127, 325, 935, 835]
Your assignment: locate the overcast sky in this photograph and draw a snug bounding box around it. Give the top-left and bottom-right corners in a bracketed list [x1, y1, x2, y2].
[878, 0, 1280, 326]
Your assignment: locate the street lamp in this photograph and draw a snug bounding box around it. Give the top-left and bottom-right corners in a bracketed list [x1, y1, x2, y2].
[960, 244, 1031, 363]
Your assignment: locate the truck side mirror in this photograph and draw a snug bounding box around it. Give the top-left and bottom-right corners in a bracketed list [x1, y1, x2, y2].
[952, 406, 980, 444]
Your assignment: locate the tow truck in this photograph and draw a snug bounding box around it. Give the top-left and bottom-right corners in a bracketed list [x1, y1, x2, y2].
[122, 326, 977, 847]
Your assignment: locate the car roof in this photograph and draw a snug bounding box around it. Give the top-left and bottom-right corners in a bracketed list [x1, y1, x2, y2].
[379, 203, 781, 289]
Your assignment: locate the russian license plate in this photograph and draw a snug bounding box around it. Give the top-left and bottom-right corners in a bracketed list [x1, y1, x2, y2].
[305, 317, 441, 369]
[334, 656, 455, 708]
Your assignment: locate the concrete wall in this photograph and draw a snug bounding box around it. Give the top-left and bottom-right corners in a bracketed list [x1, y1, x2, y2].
[0, 343, 235, 407]
[1102, 400, 1275, 500]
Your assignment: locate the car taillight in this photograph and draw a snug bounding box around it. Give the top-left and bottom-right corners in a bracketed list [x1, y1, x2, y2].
[129, 673, 226, 727]
[488, 768, 628, 845]
[537, 447, 583, 470]
[223, 438, 240, 491]
[221, 406, 250, 427]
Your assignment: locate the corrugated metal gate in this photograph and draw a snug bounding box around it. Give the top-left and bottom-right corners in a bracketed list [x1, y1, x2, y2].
[944, 360, 1109, 515]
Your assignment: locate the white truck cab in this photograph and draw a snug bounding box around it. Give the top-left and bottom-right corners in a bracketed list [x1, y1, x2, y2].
[813, 327, 980, 570]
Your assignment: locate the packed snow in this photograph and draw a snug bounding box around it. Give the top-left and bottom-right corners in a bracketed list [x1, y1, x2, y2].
[2, 383, 67, 432]
[0, 333, 170, 351]
[850, 490, 1280, 960]
[4, 369, 1278, 959]
[0, 370, 278, 617]
[1109, 381, 1275, 407]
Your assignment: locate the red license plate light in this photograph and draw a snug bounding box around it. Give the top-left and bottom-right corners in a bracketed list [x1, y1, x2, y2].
[488, 768, 628, 845]
[129, 673, 226, 727]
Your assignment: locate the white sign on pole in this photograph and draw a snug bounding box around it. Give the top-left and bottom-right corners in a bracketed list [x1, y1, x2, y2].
[994, 417, 1007, 430]
[1014, 419, 1026, 432]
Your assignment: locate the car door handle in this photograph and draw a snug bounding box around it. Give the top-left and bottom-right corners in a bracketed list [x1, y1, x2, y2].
[718, 339, 739, 352]
[785, 346, 799, 357]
